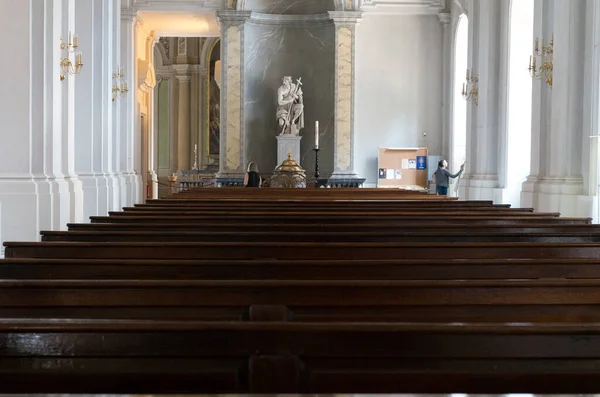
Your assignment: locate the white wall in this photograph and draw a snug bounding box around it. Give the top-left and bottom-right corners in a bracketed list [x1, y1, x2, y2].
[355, 14, 443, 186]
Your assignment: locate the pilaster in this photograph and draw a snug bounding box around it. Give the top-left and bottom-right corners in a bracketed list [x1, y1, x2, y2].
[438, 11, 452, 159]
[328, 11, 363, 181]
[121, 8, 143, 203]
[521, 0, 588, 216]
[460, 0, 503, 202]
[174, 65, 191, 171]
[216, 10, 251, 182]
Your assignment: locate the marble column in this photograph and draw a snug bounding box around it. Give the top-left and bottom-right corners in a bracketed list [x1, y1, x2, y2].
[174, 65, 191, 171]
[460, 0, 503, 201]
[328, 11, 362, 182]
[521, 0, 588, 216]
[216, 11, 251, 183]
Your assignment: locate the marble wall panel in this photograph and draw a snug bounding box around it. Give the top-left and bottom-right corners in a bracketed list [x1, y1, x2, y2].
[244, 23, 335, 176]
[336, 26, 352, 171]
[225, 25, 242, 171]
[243, 0, 336, 15]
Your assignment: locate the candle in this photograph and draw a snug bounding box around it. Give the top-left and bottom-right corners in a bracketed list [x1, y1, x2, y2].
[315, 121, 319, 149]
[68, 31, 72, 45]
[73, 34, 78, 47]
[466, 69, 469, 80]
[534, 38, 539, 52]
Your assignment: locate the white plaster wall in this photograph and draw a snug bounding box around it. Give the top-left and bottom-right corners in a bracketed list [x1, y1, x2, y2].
[355, 14, 443, 185]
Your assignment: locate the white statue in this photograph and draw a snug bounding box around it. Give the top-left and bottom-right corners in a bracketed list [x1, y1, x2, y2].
[277, 76, 304, 136]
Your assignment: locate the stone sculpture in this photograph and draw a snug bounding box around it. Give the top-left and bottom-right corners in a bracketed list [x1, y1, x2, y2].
[276, 76, 304, 136]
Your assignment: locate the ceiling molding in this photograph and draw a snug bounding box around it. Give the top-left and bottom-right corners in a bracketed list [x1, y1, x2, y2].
[358, 0, 445, 15]
[129, 0, 223, 12]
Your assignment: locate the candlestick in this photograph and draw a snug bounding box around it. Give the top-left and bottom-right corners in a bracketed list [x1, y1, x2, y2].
[313, 148, 320, 180]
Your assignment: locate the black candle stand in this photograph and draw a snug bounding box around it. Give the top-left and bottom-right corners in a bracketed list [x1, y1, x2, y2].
[313, 147, 320, 179]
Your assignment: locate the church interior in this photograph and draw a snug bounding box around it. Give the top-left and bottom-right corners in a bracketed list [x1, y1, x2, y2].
[2, 0, 600, 394]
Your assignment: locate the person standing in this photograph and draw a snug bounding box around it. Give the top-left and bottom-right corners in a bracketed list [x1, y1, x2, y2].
[244, 161, 262, 188]
[433, 160, 464, 196]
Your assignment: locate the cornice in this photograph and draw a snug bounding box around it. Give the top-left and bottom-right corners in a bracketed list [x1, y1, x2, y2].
[438, 12, 451, 24]
[216, 10, 252, 26]
[328, 11, 363, 25]
[249, 12, 332, 27]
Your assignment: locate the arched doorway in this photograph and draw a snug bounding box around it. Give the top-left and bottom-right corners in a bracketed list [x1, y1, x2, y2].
[506, 0, 534, 207]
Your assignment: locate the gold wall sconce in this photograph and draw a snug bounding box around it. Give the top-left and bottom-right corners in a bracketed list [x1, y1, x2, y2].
[112, 66, 129, 102]
[529, 33, 553, 87]
[59, 32, 83, 81]
[462, 69, 479, 106]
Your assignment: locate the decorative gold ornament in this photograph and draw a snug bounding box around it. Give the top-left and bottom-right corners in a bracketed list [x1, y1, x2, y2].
[529, 33, 553, 87]
[59, 32, 83, 81]
[462, 69, 479, 106]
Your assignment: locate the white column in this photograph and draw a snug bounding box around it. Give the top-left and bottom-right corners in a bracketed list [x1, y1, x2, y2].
[584, 0, 600, 220]
[522, 0, 588, 216]
[121, 9, 142, 204]
[0, 0, 88, 255]
[461, 0, 503, 202]
[216, 11, 251, 183]
[74, 0, 103, 221]
[439, 12, 452, 159]
[329, 11, 363, 182]
[174, 65, 191, 171]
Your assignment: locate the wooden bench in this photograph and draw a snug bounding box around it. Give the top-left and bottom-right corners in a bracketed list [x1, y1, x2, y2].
[40, 229, 600, 243]
[3, 320, 600, 393]
[6, 241, 600, 260]
[4, 278, 600, 323]
[6, 257, 600, 280]
[88, 215, 588, 225]
[66, 221, 600, 233]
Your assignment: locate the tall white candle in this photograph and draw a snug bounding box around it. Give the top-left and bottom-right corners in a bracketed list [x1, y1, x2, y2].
[315, 121, 319, 149]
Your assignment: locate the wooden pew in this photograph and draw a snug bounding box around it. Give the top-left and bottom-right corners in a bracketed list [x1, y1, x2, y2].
[87, 215, 587, 225]
[6, 241, 600, 260]
[105, 210, 558, 218]
[40, 229, 600, 243]
[3, 320, 600, 393]
[141, 199, 511, 208]
[4, 278, 600, 323]
[6, 257, 600, 281]
[66, 221, 600, 233]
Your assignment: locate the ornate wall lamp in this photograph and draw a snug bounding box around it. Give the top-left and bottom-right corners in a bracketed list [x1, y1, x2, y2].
[112, 66, 129, 102]
[529, 33, 553, 87]
[59, 32, 83, 81]
[462, 69, 479, 106]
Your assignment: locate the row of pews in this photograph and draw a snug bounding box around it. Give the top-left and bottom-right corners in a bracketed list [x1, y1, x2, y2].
[3, 188, 600, 393]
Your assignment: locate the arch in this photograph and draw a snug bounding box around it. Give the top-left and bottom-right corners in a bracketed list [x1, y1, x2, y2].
[153, 41, 169, 69]
[200, 37, 220, 69]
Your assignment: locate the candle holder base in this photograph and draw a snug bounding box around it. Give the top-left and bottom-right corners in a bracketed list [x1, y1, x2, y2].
[313, 148, 320, 180]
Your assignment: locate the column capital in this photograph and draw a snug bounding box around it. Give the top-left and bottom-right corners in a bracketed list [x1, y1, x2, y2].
[328, 11, 363, 26]
[217, 10, 252, 26]
[173, 64, 190, 76]
[121, 9, 140, 24]
[189, 65, 208, 77]
[438, 12, 451, 25]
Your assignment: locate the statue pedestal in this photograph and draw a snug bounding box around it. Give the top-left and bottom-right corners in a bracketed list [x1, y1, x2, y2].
[277, 135, 302, 165]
